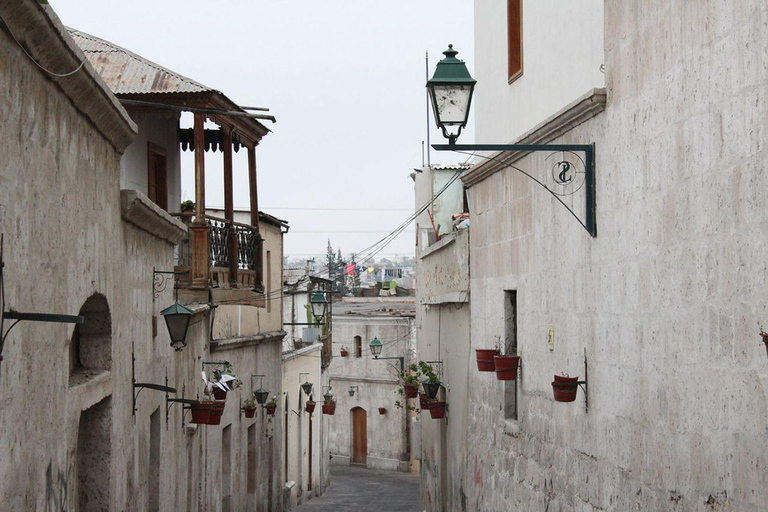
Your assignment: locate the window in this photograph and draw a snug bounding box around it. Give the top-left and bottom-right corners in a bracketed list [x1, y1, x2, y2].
[147, 143, 168, 210]
[354, 335, 362, 357]
[507, 0, 523, 82]
[504, 290, 518, 419]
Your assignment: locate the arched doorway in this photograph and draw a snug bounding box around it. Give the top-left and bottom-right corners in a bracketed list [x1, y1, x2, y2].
[351, 407, 367, 465]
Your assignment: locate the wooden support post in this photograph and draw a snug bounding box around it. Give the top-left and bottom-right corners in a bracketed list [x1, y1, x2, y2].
[248, 146, 264, 291]
[223, 127, 238, 286]
[191, 113, 209, 289]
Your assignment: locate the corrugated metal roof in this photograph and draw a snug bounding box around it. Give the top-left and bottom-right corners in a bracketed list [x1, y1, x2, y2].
[67, 28, 213, 95]
[431, 163, 473, 170]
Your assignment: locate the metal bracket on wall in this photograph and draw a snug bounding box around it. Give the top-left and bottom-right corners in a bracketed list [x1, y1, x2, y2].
[133, 368, 177, 418]
[432, 143, 597, 237]
[553, 349, 588, 412]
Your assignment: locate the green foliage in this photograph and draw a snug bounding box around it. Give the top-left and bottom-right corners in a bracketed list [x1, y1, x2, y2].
[180, 199, 195, 212]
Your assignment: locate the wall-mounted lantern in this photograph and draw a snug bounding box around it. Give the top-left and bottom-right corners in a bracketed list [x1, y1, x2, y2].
[252, 374, 269, 405]
[348, 385, 359, 397]
[427, 45, 597, 237]
[369, 336, 404, 375]
[310, 290, 328, 323]
[300, 373, 313, 396]
[160, 302, 192, 351]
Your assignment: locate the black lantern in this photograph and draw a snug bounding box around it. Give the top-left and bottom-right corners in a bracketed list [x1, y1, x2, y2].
[348, 386, 358, 397]
[254, 387, 269, 405]
[301, 380, 313, 396]
[426, 45, 476, 145]
[160, 302, 193, 351]
[309, 290, 328, 323]
[369, 336, 383, 356]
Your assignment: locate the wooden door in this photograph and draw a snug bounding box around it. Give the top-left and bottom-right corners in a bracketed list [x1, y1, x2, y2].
[147, 143, 168, 211]
[352, 407, 367, 464]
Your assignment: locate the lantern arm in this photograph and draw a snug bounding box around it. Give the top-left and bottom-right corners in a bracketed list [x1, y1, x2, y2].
[372, 355, 404, 376]
[432, 143, 597, 238]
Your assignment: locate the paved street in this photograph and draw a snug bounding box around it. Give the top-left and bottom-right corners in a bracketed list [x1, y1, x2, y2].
[295, 464, 420, 512]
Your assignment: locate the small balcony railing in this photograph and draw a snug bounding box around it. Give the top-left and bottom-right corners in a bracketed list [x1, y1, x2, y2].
[173, 214, 263, 295]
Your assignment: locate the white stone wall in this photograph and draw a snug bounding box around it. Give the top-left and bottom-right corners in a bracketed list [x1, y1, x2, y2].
[451, 1, 768, 511]
[473, 0, 604, 144]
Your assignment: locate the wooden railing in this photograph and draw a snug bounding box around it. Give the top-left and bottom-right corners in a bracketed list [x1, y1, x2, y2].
[170, 213, 263, 291]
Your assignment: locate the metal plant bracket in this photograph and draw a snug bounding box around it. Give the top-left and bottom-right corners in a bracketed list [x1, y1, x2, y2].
[132, 364, 177, 418]
[551, 349, 589, 412]
[432, 143, 596, 237]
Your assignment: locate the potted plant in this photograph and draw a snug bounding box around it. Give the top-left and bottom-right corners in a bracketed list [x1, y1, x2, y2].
[180, 199, 195, 213]
[208, 401, 226, 425]
[242, 397, 258, 419]
[340, 346, 349, 357]
[190, 401, 213, 424]
[427, 400, 447, 419]
[210, 363, 241, 400]
[264, 396, 278, 416]
[305, 399, 317, 414]
[476, 347, 500, 372]
[418, 392, 429, 410]
[551, 372, 579, 402]
[418, 361, 441, 399]
[401, 364, 421, 398]
[322, 399, 337, 415]
[378, 407, 386, 415]
[493, 351, 520, 381]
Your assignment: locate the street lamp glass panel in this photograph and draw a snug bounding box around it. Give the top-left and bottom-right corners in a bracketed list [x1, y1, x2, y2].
[369, 336, 383, 356]
[310, 291, 328, 322]
[160, 302, 193, 351]
[301, 381, 313, 396]
[430, 84, 473, 126]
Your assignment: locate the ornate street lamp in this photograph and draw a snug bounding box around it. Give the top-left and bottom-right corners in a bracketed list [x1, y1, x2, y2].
[160, 302, 193, 351]
[427, 45, 597, 237]
[309, 290, 328, 323]
[426, 45, 476, 146]
[369, 336, 383, 356]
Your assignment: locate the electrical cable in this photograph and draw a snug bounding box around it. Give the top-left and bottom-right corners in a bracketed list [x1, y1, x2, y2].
[0, 14, 86, 77]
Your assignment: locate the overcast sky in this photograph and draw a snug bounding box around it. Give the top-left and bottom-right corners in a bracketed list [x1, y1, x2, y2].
[54, 0, 474, 261]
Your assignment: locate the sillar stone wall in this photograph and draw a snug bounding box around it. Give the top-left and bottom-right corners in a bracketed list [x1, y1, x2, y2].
[461, 1, 768, 511]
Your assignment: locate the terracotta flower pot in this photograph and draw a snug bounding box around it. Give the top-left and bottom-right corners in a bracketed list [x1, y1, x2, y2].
[476, 349, 500, 372]
[428, 401, 446, 419]
[493, 355, 520, 381]
[190, 402, 213, 424]
[552, 375, 579, 402]
[422, 380, 441, 400]
[378, 407, 386, 415]
[266, 404, 277, 416]
[403, 384, 419, 399]
[305, 400, 316, 414]
[213, 387, 227, 401]
[322, 404, 336, 415]
[418, 392, 429, 410]
[243, 408, 256, 418]
[340, 350, 348, 357]
[208, 401, 226, 425]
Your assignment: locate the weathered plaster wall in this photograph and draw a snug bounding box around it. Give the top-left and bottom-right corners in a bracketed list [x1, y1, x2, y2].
[282, 343, 324, 508]
[0, 4, 285, 510]
[458, 2, 768, 511]
[416, 227, 471, 512]
[328, 314, 416, 471]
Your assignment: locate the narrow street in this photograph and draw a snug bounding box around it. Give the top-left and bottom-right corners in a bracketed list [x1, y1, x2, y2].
[295, 465, 420, 512]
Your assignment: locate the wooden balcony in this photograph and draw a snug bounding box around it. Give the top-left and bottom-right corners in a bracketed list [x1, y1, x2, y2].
[174, 214, 265, 306]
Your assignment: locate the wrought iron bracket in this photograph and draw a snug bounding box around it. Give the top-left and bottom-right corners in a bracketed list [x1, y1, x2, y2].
[432, 143, 596, 237]
[551, 349, 589, 412]
[153, 268, 189, 302]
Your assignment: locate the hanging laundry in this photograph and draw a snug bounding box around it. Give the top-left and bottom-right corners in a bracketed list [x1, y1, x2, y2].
[345, 263, 355, 275]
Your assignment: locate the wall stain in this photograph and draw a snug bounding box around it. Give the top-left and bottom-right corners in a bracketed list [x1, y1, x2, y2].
[45, 461, 69, 512]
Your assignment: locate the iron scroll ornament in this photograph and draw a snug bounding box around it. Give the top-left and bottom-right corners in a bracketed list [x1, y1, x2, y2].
[432, 143, 596, 237]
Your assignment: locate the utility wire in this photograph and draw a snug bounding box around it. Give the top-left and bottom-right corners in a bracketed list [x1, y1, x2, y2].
[0, 14, 86, 77]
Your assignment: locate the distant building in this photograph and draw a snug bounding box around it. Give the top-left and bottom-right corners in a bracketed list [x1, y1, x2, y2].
[327, 298, 417, 472]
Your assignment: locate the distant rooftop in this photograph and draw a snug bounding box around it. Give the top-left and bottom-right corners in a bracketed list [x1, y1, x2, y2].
[333, 298, 415, 317]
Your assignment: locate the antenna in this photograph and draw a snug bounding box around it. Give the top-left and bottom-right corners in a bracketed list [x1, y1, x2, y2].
[425, 51, 431, 167]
